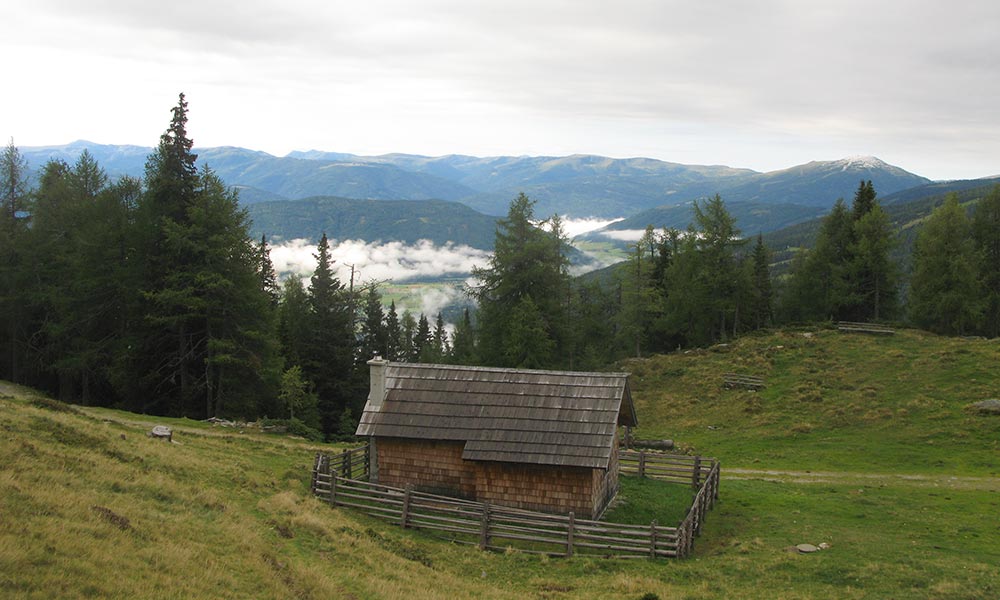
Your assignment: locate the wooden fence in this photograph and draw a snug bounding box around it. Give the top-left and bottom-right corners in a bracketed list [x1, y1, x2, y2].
[722, 372, 766, 390]
[310, 445, 719, 559]
[837, 321, 895, 335]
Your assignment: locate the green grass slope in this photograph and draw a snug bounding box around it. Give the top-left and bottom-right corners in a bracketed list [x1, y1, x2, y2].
[2, 327, 999, 599]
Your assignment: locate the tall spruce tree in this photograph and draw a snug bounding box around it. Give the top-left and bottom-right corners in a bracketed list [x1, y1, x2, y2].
[383, 300, 402, 360]
[749, 234, 773, 329]
[448, 307, 476, 364]
[783, 199, 854, 321]
[125, 94, 279, 418]
[278, 275, 311, 369]
[358, 286, 387, 362]
[304, 232, 358, 438]
[256, 234, 280, 306]
[852, 180, 877, 221]
[850, 204, 897, 321]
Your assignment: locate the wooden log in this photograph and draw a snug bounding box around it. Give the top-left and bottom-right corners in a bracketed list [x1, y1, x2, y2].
[628, 439, 675, 450]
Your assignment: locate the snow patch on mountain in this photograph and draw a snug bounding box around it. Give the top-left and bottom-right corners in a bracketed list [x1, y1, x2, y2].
[837, 156, 889, 171]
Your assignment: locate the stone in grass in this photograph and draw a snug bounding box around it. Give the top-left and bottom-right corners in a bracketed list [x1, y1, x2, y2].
[796, 543, 819, 553]
[968, 399, 1000, 415]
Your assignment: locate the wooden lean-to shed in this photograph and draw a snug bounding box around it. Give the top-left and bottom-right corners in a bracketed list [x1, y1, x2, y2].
[356, 359, 637, 519]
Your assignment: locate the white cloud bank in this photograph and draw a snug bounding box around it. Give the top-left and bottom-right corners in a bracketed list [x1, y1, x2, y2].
[599, 229, 648, 242]
[551, 216, 626, 238]
[269, 238, 491, 283]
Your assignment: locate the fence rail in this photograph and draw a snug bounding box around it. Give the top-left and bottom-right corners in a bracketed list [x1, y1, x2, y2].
[836, 321, 895, 335]
[311, 445, 719, 559]
[722, 373, 766, 390]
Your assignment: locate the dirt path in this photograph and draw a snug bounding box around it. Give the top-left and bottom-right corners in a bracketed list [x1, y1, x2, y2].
[725, 467, 1000, 491]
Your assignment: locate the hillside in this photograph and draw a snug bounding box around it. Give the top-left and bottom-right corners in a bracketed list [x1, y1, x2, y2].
[246, 197, 500, 248]
[763, 178, 1000, 274]
[3, 329, 998, 598]
[581, 201, 826, 247]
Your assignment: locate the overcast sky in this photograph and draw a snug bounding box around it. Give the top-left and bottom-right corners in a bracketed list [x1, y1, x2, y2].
[4, 1, 999, 180]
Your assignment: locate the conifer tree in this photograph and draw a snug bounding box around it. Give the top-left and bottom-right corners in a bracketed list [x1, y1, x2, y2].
[749, 234, 773, 329]
[400, 310, 417, 361]
[257, 234, 280, 306]
[616, 225, 664, 357]
[448, 307, 477, 364]
[851, 204, 897, 321]
[972, 185, 1000, 337]
[470, 193, 569, 368]
[383, 300, 402, 360]
[278, 275, 311, 369]
[432, 312, 449, 359]
[414, 313, 432, 361]
[304, 232, 358, 438]
[783, 199, 854, 321]
[852, 180, 877, 221]
[359, 286, 387, 362]
[0, 138, 31, 382]
[910, 194, 980, 334]
[124, 94, 280, 418]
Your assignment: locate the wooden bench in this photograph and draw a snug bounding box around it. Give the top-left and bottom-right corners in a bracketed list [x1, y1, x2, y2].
[723, 373, 765, 390]
[836, 321, 895, 335]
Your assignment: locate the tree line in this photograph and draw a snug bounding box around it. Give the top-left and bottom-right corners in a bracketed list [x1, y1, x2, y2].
[4, 95, 999, 435]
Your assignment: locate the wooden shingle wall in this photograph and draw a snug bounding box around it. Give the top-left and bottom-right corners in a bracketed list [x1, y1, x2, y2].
[377, 438, 476, 498]
[474, 462, 597, 517]
[591, 436, 620, 517]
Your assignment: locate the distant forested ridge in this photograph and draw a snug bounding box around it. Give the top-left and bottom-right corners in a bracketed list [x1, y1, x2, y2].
[21, 142, 930, 219]
[246, 196, 499, 248]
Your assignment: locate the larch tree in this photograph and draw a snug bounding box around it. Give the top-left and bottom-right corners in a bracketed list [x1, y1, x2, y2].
[470, 193, 570, 368]
[0, 138, 32, 382]
[972, 185, 1000, 337]
[909, 194, 980, 334]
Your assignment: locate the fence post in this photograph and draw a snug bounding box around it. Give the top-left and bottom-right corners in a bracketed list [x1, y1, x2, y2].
[649, 519, 658, 558]
[566, 511, 575, 558]
[328, 472, 337, 507]
[639, 451, 646, 478]
[311, 452, 320, 495]
[341, 449, 349, 479]
[400, 484, 412, 528]
[479, 502, 491, 550]
[691, 456, 702, 489]
[364, 443, 371, 480]
[713, 463, 720, 501]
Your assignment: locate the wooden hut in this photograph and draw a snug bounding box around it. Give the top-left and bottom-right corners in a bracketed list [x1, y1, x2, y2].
[356, 359, 637, 519]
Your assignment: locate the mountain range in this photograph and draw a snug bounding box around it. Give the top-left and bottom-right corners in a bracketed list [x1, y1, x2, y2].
[21, 142, 932, 221]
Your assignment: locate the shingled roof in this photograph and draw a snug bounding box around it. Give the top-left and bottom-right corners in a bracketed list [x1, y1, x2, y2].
[356, 361, 636, 469]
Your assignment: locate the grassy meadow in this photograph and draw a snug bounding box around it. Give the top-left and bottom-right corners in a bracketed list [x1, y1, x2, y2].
[2, 327, 999, 599]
